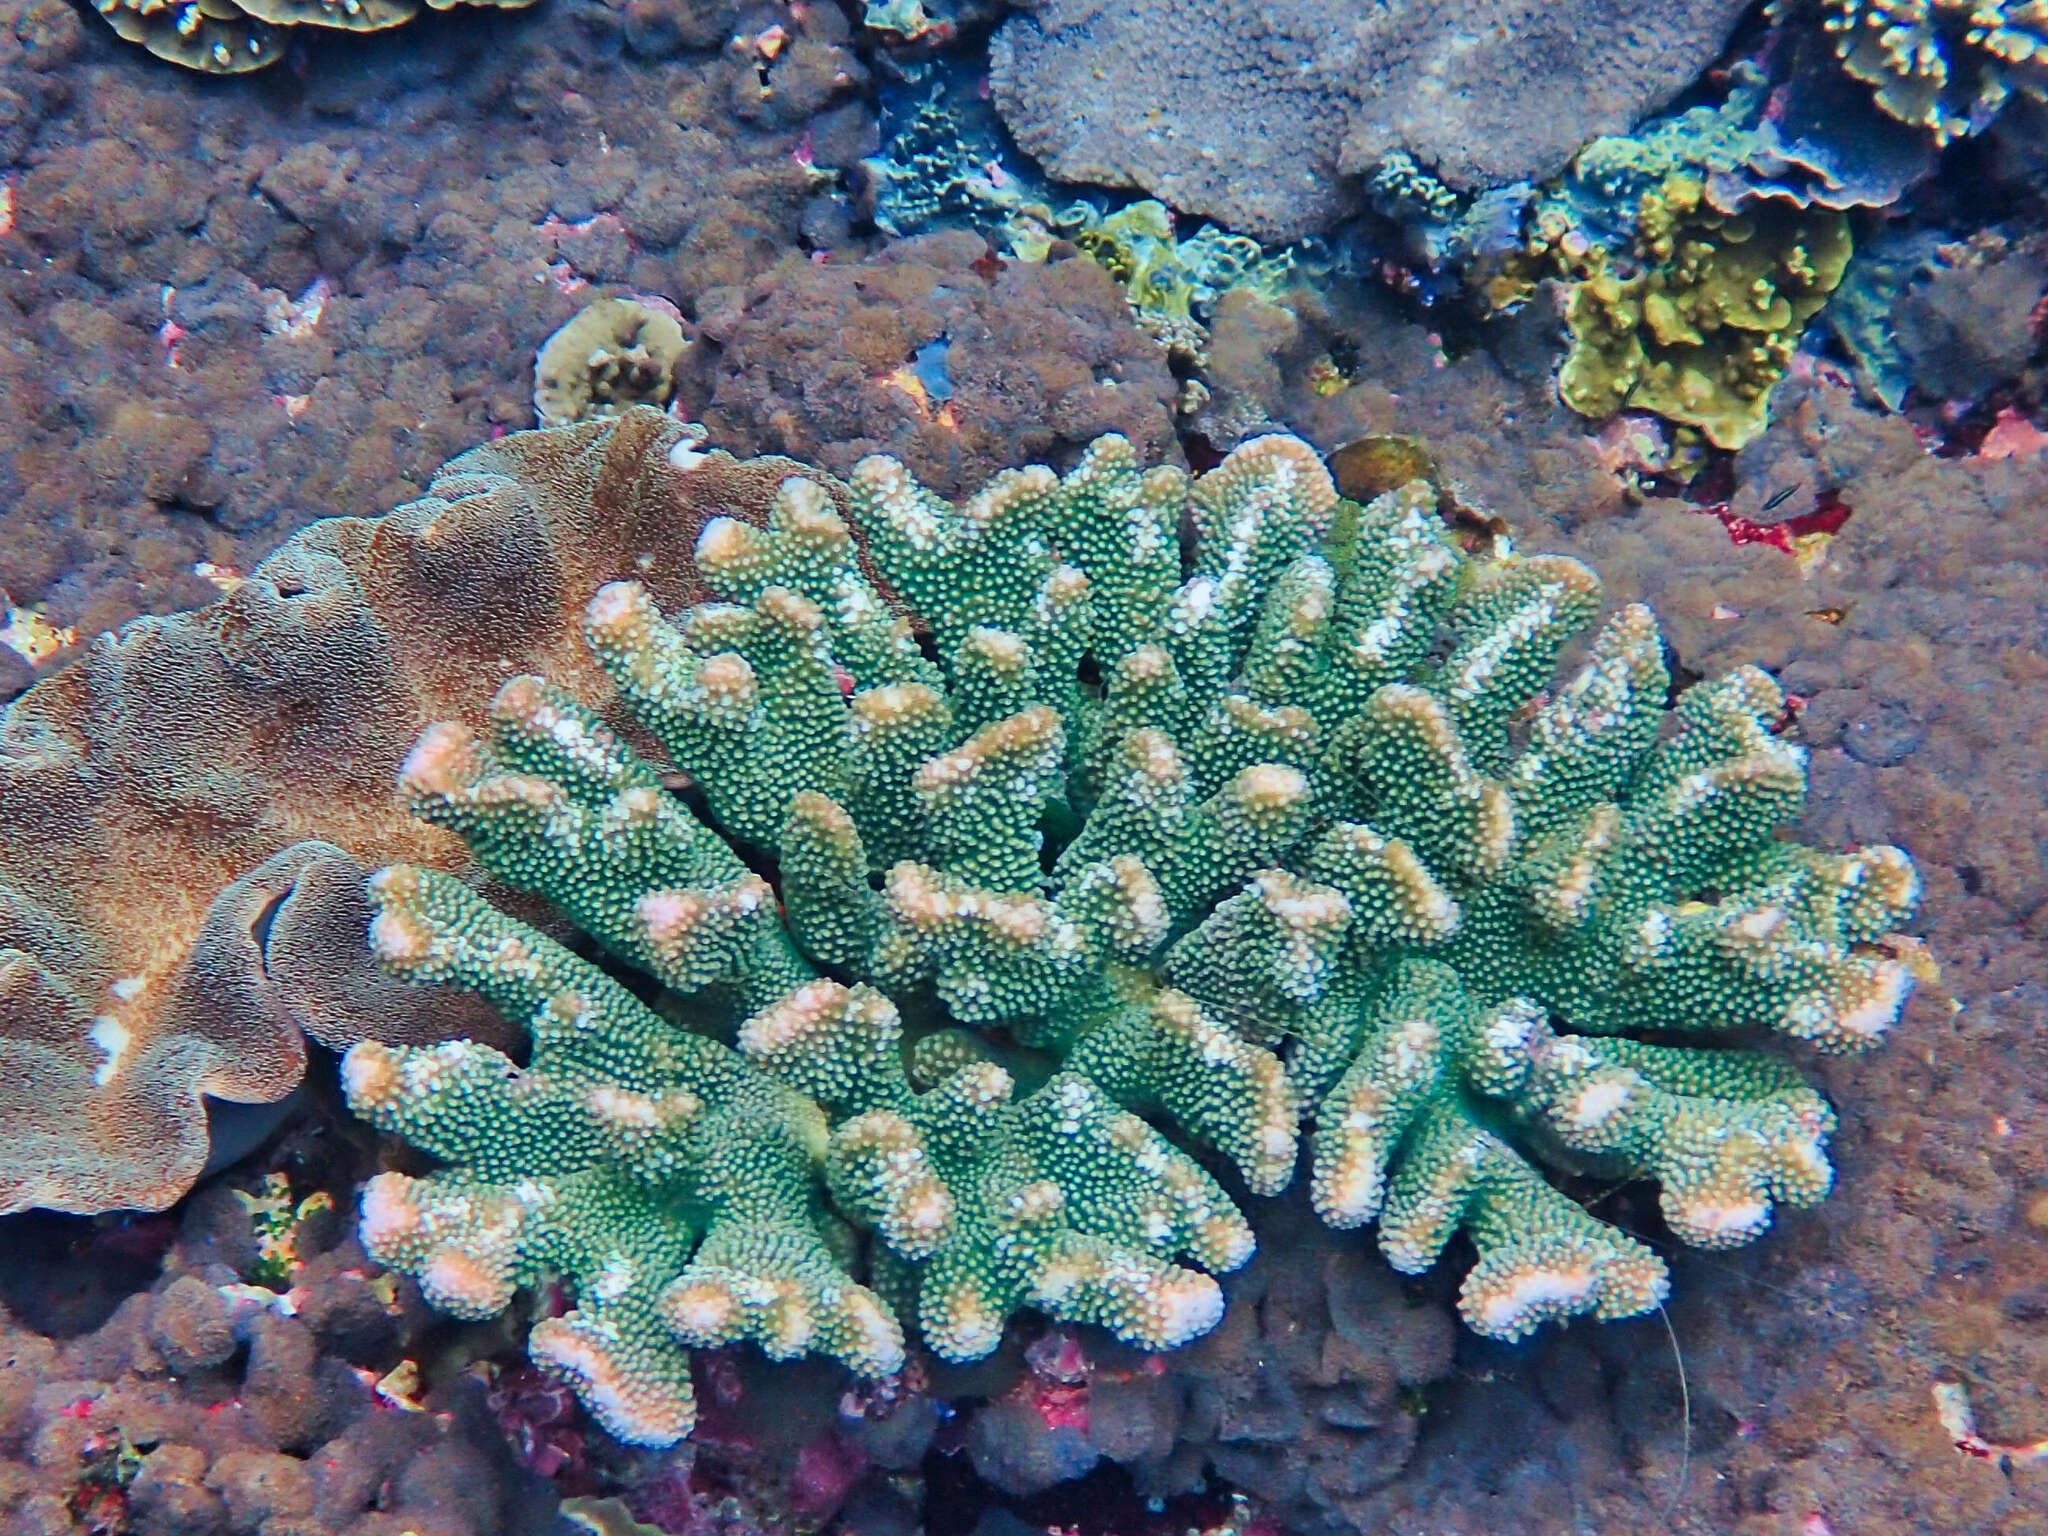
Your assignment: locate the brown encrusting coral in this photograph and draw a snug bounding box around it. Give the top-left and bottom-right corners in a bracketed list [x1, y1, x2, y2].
[2, 0, 2047, 1514]
[684, 231, 1184, 499]
[0, 376, 2043, 1529]
[0, 0, 871, 669]
[1164, 340, 2048, 1536]
[0, 413, 833, 1215]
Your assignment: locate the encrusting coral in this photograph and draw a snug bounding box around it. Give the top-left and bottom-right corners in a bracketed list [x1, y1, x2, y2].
[1541, 61, 1929, 241]
[534, 298, 690, 431]
[342, 424, 1920, 1446]
[1556, 174, 1853, 450]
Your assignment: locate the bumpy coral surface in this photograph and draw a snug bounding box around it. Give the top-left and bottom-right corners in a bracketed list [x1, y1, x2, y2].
[344, 423, 1919, 1446]
[534, 297, 690, 430]
[91, 0, 535, 75]
[988, 0, 1756, 239]
[958, 1187, 1458, 1529]
[0, 0, 873, 660]
[685, 232, 1181, 500]
[0, 1176, 563, 1536]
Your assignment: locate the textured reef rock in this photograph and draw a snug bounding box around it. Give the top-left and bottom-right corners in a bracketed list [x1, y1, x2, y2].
[955, 1188, 1458, 1530]
[1830, 228, 2048, 410]
[339, 417, 1917, 1446]
[0, 414, 833, 1216]
[0, 0, 870, 656]
[684, 232, 1181, 499]
[0, 1176, 562, 1536]
[90, 0, 536, 75]
[988, 0, 1757, 240]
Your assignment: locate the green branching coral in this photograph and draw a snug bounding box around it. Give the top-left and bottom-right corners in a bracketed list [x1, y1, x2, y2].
[1558, 174, 1853, 450]
[344, 427, 1919, 1446]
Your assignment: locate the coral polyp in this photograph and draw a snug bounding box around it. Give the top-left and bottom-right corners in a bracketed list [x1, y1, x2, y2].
[343, 429, 1919, 1445]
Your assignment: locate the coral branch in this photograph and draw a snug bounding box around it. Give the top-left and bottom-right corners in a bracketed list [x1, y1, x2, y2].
[344, 424, 1919, 1439]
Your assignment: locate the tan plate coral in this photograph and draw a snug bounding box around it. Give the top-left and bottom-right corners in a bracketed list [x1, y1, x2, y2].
[0, 412, 841, 1214]
[91, 0, 537, 74]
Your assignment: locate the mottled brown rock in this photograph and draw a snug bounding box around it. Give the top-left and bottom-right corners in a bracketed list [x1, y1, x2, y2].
[146, 1278, 236, 1377]
[0, 1185, 566, 1536]
[0, 410, 838, 1215]
[0, 0, 860, 655]
[240, 1315, 324, 1451]
[205, 1450, 315, 1535]
[128, 1443, 228, 1536]
[688, 233, 1181, 499]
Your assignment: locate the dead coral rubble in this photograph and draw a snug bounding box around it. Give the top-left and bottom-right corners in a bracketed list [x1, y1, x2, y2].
[989, 0, 1756, 241]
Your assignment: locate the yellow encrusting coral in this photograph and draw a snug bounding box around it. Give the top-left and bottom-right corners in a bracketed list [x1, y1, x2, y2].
[1557, 175, 1852, 450]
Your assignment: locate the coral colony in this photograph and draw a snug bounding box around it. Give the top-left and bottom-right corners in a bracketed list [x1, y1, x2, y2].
[340, 431, 1919, 1444]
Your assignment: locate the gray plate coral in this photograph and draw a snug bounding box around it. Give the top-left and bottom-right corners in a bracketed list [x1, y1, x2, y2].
[988, 0, 1758, 240]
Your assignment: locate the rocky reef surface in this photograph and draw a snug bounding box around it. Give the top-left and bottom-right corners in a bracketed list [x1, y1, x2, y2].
[1, 0, 2046, 1533]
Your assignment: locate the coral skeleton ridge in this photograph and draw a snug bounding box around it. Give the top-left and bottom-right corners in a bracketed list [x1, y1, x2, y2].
[344, 425, 1920, 1445]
